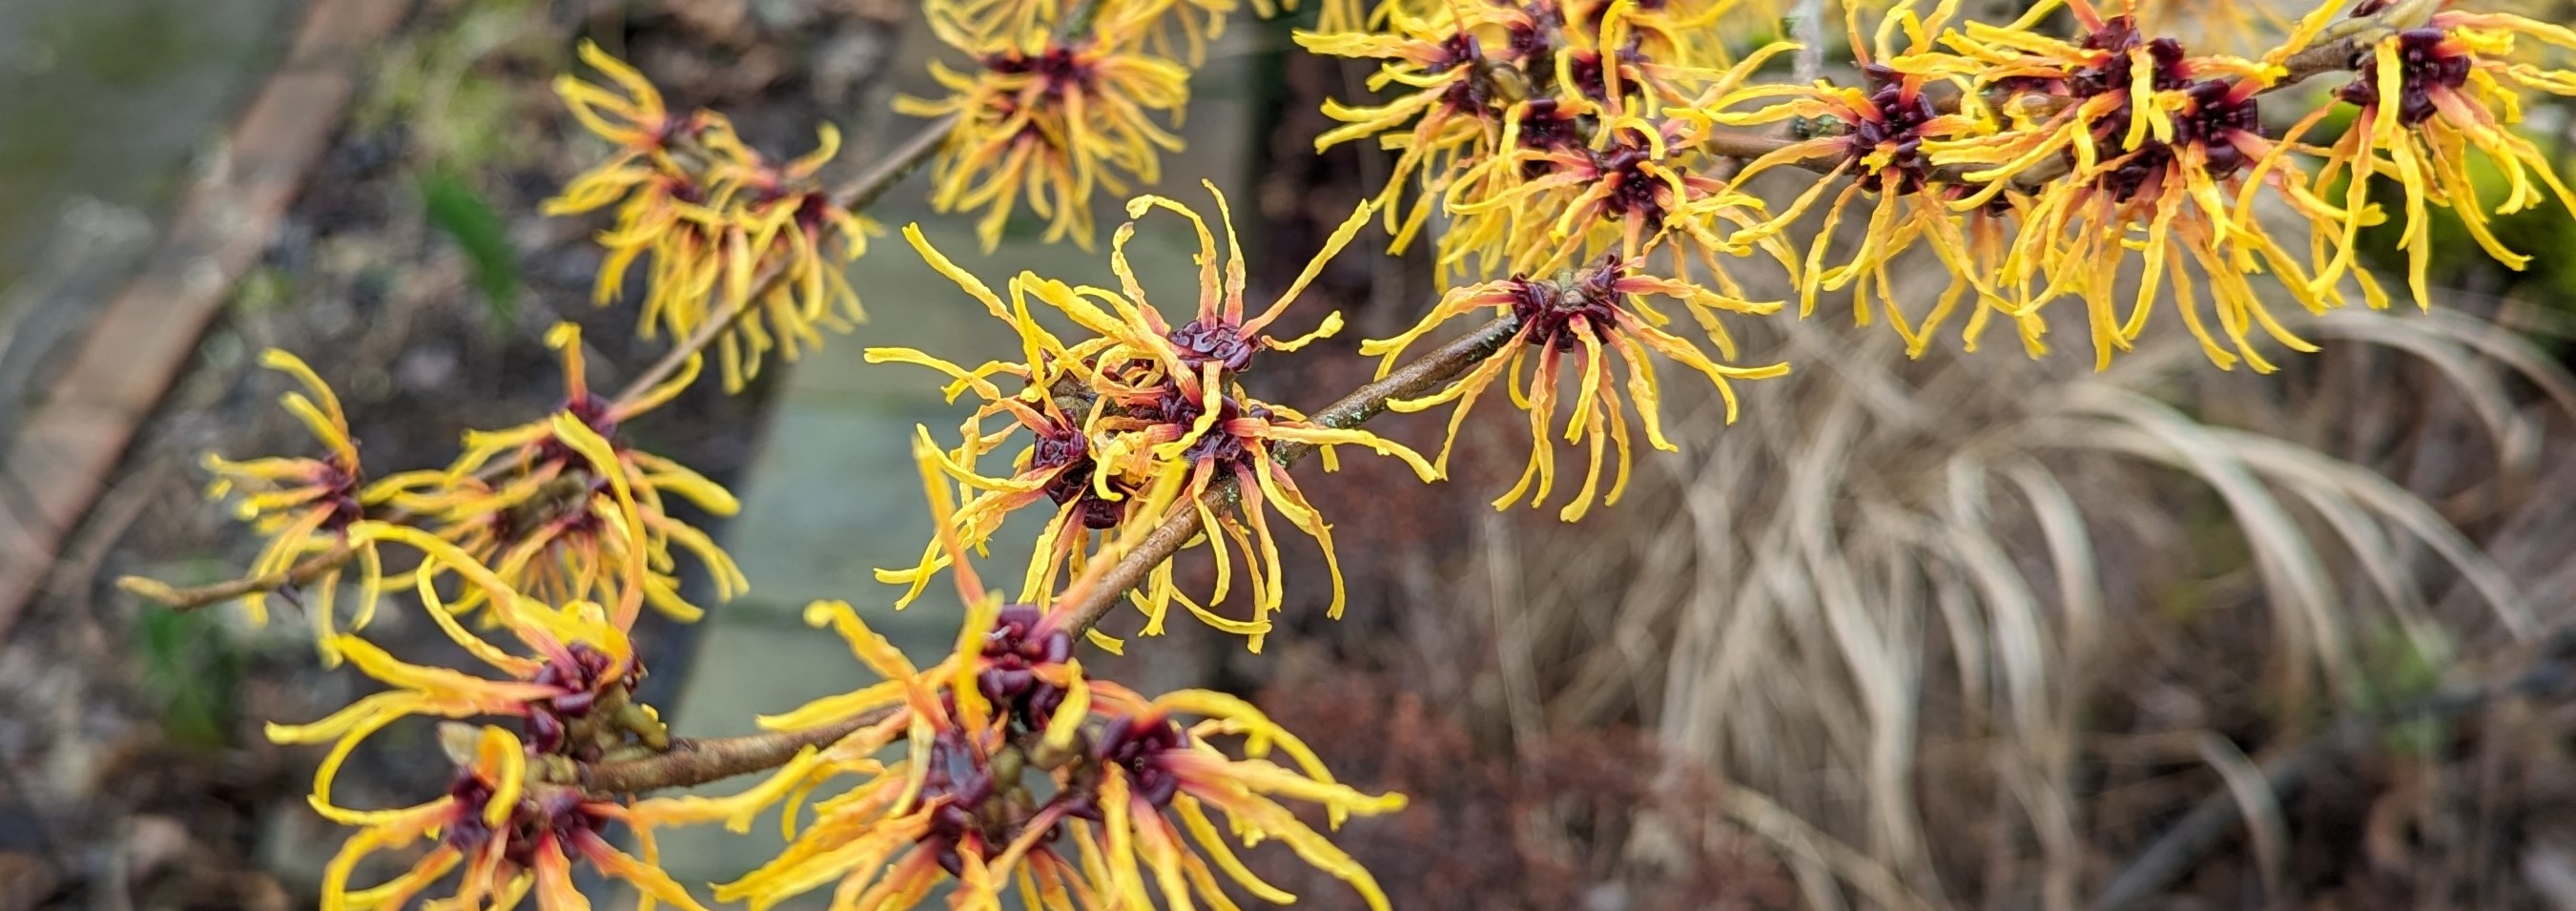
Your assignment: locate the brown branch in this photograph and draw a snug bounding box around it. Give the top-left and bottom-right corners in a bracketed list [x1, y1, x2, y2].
[1057, 314, 1528, 637]
[118, 542, 357, 611]
[579, 712, 883, 793]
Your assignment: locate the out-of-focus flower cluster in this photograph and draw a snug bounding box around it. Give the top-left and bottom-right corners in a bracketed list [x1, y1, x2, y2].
[660, 438, 1404, 911]
[876, 184, 1439, 649]
[1308, 0, 2576, 371]
[547, 41, 879, 392]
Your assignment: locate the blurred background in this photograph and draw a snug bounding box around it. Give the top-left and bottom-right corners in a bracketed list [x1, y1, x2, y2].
[8, 0, 2576, 908]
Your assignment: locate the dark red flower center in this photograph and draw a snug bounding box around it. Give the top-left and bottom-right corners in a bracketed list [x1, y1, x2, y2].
[2338, 28, 2470, 126]
[1029, 417, 1125, 530]
[1849, 67, 1941, 193]
[2092, 78, 2262, 201]
[1168, 317, 1257, 373]
[1590, 141, 1668, 235]
[1512, 258, 1625, 350]
[979, 604, 1075, 724]
[1095, 714, 1188, 808]
[443, 773, 600, 869]
[985, 45, 1096, 98]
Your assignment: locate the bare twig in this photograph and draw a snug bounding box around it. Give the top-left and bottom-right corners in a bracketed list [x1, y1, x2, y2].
[579, 713, 882, 794]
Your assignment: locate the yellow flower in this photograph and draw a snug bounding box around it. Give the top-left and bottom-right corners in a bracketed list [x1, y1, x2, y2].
[267, 527, 658, 815]
[1924, 0, 2331, 369]
[1710, 0, 2014, 354]
[307, 725, 705, 911]
[547, 44, 876, 392]
[1446, 53, 1800, 282]
[893, 187, 1436, 648]
[866, 229, 1144, 612]
[690, 436, 1402, 910]
[2286, 0, 2576, 309]
[1077, 686, 1406, 911]
[897, 15, 1191, 251]
[408, 324, 745, 627]
[1364, 255, 1785, 522]
[1298, 2, 1529, 251]
[196, 349, 443, 655]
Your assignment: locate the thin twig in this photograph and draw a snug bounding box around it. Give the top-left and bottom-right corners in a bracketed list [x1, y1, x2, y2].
[579, 713, 881, 793]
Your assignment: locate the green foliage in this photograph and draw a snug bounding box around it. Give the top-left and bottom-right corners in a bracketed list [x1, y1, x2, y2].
[2355, 620, 2454, 758]
[357, 0, 560, 174]
[422, 168, 522, 321]
[135, 600, 242, 750]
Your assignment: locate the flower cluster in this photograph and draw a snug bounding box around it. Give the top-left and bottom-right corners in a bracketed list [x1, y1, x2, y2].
[1300, 1, 1803, 284]
[2283, 0, 2576, 309]
[1308, 0, 2576, 371]
[400, 324, 747, 627]
[877, 185, 1437, 648]
[265, 526, 703, 908]
[547, 41, 878, 392]
[181, 328, 742, 647]
[146, 0, 2576, 908]
[653, 438, 1404, 911]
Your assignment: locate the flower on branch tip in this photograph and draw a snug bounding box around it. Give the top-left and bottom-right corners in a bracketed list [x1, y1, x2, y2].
[305, 724, 702, 911]
[887, 187, 1436, 649]
[2282, 0, 2576, 311]
[897, 15, 1190, 252]
[195, 349, 443, 655]
[1710, 0, 2019, 356]
[1364, 254, 1785, 522]
[405, 324, 745, 628]
[547, 41, 877, 393]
